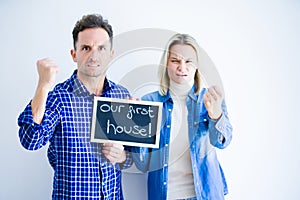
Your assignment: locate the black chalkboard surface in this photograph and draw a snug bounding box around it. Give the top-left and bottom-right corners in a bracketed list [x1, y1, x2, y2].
[90, 97, 162, 148]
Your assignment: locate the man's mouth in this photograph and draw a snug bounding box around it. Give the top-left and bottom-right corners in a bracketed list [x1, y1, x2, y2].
[87, 64, 99, 67]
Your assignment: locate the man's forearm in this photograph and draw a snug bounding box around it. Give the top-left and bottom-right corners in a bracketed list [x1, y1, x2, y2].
[31, 84, 50, 124]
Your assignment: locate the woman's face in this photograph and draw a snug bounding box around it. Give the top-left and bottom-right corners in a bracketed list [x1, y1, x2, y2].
[167, 44, 197, 84]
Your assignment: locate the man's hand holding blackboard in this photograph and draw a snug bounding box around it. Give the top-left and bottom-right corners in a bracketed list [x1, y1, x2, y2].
[102, 143, 126, 164]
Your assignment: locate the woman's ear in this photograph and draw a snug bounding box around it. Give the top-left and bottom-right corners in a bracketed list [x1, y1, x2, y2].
[70, 49, 77, 62]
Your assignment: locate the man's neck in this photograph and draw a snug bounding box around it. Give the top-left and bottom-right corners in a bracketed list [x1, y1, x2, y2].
[77, 73, 106, 96]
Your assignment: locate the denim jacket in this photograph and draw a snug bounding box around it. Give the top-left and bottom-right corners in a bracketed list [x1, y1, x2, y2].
[132, 86, 233, 200]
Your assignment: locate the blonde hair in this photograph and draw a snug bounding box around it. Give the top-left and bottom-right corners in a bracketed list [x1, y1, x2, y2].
[158, 33, 201, 96]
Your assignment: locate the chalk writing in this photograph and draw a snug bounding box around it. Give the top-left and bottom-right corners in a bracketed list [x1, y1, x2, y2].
[90, 97, 162, 148]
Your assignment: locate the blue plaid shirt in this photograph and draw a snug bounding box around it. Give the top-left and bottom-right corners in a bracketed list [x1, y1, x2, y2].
[18, 70, 132, 200]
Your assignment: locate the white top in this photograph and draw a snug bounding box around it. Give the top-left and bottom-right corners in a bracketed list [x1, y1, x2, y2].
[167, 80, 196, 200]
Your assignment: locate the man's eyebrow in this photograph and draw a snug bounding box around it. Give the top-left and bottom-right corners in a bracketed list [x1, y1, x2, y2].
[79, 44, 90, 48]
[78, 43, 108, 48]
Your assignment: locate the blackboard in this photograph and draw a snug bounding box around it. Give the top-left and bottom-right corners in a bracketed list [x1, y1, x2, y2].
[90, 97, 162, 148]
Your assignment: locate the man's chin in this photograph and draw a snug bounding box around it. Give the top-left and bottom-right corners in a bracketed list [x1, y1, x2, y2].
[77, 71, 105, 79]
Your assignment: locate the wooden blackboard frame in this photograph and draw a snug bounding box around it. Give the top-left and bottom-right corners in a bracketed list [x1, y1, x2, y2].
[90, 97, 162, 148]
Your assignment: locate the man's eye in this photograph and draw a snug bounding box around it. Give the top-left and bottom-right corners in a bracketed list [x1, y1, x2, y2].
[171, 60, 179, 63]
[99, 46, 106, 51]
[82, 46, 90, 51]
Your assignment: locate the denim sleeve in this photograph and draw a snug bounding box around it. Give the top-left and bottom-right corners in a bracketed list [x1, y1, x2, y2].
[128, 93, 156, 172]
[131, 146, 151, 173]
[208, 100, 233, 149]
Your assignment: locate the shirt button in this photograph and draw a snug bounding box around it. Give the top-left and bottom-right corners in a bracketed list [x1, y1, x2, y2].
[165, 144, 168, 147]
[168, 108, 172, 112]
[204, 118, 207, 122]
[164, 163, 168, 167]
[167, 125, 171, 128]
[163, 182, 167, 185]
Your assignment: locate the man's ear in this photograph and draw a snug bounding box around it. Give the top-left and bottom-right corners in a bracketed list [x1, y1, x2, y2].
[110, 49, 115, 59]
[70, 49, 77, 62]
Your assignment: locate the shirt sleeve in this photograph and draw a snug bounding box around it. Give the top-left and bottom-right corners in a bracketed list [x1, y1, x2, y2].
[117, 146, 133, 170]
[208, 100, 233, 149]
[130, 146, 151, 173]
[17, 93, 61, 151]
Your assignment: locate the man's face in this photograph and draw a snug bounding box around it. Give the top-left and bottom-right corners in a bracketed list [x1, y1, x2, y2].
[167, 44, 197, 84]
[71, 27, 114, 80]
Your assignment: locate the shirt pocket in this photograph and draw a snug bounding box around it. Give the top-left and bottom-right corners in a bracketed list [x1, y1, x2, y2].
[194, 114, 209, 136]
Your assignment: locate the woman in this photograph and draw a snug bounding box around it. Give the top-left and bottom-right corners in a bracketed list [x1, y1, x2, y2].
[132, 33, 233, 200]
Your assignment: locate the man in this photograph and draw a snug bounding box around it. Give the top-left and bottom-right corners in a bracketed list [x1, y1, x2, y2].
[18, 14, 132, 199]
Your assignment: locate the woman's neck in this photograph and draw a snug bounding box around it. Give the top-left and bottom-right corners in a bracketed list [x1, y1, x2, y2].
[169, 79, 194, 98]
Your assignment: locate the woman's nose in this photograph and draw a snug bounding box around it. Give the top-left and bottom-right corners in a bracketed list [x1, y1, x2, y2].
[178, 60, 187, 71]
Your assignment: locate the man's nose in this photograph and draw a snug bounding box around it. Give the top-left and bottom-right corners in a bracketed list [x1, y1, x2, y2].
[89, 50, 100, 61]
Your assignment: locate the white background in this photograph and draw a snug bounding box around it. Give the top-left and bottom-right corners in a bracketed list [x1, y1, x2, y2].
[1, 0, 300, 199]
